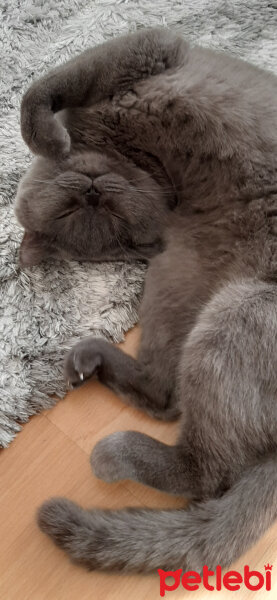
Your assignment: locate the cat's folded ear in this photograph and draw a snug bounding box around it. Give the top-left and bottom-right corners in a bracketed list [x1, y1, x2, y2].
[19, 231, 50, 268]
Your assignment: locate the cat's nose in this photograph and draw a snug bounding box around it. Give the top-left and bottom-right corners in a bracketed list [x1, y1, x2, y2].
[85, 185, 100, 207]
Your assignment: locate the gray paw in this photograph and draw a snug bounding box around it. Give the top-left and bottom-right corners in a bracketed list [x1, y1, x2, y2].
[90, 432, 134, 483]
[30, 120, 71, 159]
[64, 338, 104, 388]
[44, 123, 71, 158]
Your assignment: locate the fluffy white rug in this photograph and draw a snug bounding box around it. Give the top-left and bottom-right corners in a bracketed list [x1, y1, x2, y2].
[1, 0, 276, 447]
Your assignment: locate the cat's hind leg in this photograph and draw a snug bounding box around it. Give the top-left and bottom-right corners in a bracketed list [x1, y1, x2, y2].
[90, 277, 277, 499]
[90, 430, 198, 497]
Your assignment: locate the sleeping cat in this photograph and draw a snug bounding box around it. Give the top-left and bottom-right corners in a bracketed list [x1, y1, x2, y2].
[15, 28, 277, 573]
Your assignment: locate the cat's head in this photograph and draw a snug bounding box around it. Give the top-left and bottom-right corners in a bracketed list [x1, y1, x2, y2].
[15, 151, 174, 267]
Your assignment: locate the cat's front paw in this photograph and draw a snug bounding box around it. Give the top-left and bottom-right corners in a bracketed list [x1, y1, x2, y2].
[64, 338, 104, 388]
[21, 87, 71, 159]
[32, 121, 71, 159]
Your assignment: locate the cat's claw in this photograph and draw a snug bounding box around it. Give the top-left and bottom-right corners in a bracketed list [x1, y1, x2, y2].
[64, 338, 104, 388]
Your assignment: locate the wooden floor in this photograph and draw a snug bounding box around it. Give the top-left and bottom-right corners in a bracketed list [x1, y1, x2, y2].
[1, 326, 277, 599]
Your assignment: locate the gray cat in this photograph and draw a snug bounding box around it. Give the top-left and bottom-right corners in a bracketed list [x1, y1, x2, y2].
[15, 28, 277, 573]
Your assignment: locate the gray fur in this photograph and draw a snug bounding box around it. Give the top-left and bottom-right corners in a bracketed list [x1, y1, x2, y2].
[17, 28, 277, 572]
[1, 0, 276, 447]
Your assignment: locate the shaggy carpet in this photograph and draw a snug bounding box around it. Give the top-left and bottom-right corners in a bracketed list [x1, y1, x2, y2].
[1, 0, 276, 447]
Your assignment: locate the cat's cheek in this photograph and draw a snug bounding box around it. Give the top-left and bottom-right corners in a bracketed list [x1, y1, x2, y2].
[19, 231, 51, 268]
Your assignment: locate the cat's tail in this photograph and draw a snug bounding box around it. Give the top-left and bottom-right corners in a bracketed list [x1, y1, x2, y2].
[37, 453, 277, 573]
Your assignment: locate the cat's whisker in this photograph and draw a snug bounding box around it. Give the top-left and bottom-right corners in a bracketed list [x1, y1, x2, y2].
[32, 178, 55, 185]
[110, 211, 128, 223]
